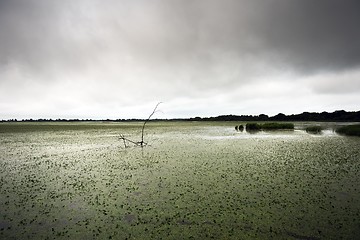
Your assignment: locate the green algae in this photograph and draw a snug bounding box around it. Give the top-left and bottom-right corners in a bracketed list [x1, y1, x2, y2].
[0, 122, 360, 239]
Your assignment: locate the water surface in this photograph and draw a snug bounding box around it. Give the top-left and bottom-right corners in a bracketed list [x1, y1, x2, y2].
[0, 122, 359, 239]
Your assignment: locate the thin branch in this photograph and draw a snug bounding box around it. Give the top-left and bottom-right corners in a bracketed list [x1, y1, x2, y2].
[119, 134, 142, 147]
[140, 102, 162, 147]
[119, 102, 162, 148]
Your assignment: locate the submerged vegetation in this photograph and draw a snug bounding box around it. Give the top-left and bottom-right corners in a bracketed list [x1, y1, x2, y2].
[336, 124, 360, 137]
[305, 126, 323, 134]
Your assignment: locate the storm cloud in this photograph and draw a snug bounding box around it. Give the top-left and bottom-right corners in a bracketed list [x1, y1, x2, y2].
[1, 0, 359, 119]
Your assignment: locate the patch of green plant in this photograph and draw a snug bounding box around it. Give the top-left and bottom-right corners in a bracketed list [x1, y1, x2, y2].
[246, 122, 294, 132]
[305, 126, 322, 134]
[245, 123, 261, 131]
[235, 125, 244, 132]
[336, 124, 360, 137]
[260, 122, 294, 130]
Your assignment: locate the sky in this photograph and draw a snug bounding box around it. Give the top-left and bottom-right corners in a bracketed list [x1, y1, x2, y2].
[0, 0, 360, 120]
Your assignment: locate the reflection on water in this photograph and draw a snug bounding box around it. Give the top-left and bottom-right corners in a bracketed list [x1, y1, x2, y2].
[198, 124, 339, 140]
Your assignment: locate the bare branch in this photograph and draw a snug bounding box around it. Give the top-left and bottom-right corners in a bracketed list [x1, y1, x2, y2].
[119, 134, 143, 147]
[140, 102, 162, 147]
[119, 102, 162, 148]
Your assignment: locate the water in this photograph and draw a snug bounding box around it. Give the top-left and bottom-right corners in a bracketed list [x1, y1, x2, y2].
[0, 122, 360, 239]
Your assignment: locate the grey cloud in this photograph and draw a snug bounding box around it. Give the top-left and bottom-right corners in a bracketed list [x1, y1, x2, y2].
[2, 0, 360, 76]
[304, 69, 360, 94]
[254, 0, 360, 73]
[0, 0, 359, 118]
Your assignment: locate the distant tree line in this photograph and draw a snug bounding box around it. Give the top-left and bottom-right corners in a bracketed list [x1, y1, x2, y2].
[1, 110, 360, 122]
[188, 110, 360, 122]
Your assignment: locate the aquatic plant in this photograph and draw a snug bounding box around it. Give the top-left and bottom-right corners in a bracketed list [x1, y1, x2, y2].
[305, 126, 322, 134]
[246, 122, 294, 132]
[336, 124, 360, 137]
[235, 125, 244, 132]
[246, 123, 261, 131]
[260, 122, 294, 130]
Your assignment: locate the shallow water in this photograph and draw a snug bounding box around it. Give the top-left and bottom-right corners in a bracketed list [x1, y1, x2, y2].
[0, 122, 360, 239]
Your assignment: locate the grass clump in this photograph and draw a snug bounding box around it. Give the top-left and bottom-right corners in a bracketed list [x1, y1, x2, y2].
[261, 122, 294, 130]
[246, 123, 261, 131]
[305, 126, 322, 134]
[336, 124, 360, 137]
[246, 122, 294, 132]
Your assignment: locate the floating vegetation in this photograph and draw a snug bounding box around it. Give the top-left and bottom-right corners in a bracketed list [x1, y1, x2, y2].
[336, 124, 360, 137]
[0, 122, 360, 239]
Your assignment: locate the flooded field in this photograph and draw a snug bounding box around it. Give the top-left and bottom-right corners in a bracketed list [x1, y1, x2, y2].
[1, 122, 360, 239]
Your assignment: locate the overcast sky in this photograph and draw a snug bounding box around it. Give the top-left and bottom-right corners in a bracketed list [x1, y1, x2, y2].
[1, 0, 359, 119]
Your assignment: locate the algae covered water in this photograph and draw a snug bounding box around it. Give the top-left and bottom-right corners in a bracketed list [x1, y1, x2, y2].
[1, 122, 360, 239]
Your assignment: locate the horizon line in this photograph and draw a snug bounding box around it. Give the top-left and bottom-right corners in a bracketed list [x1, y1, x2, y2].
[1, 109, 359, 122]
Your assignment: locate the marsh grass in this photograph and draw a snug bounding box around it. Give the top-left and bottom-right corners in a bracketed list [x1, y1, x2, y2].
[260, 122, 294, 130]
[246, 122, 294, 132]
[336, 124, 360, 137]
[245, 123, 261, 131]
[305, 126, 322, 134]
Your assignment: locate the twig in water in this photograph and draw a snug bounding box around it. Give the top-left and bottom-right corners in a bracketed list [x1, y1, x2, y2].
[119, 102, 162, 148]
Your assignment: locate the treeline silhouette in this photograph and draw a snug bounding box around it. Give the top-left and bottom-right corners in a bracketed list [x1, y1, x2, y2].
[1, 110, 360, 122]
[188, 110, 360, 122]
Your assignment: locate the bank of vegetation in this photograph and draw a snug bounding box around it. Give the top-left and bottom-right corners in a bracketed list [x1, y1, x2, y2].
[305, 126, 322, 134]
[336, 124, 360, 137]
[245, 122, 294, 131]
